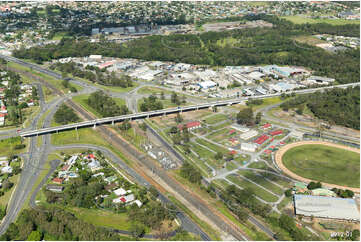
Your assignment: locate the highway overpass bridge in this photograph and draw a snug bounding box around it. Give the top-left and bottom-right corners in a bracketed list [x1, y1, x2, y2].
[20, 82, 359, 138]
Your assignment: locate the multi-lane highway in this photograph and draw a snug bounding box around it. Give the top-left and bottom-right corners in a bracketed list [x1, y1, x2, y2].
[19, 82, 359, 138]
[1, 54, 359, 240]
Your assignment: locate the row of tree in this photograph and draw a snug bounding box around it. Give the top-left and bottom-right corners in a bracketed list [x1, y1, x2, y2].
[236, 107, 262, 126]
[0, 208, 120, 241]
[280, 87, 360, 129]
[54, 104, 80, 125]
[139, 94, 163, 112]
[12, 15, 360, 85]
[88, 90, 129, 117]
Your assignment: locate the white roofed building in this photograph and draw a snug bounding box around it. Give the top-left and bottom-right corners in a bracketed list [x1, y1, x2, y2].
[294, 195, 360, 221]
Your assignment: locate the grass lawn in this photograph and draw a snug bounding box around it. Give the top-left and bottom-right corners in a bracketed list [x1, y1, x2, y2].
[117, 126, 147, 151]
[72, 94, 126, 118]
[248, 161, 271, 170]
[206, 128, 233, 143]
[195, 138, 229, 155]
[68, 207, 132, 231]
[212, 179, 231, 189]
[282, 144, 360, 188]
[0, 174, 20, 208]
[203, 114, 228, 124]
[237, 170, 284, 195]
[281, 16, 360, 25]
[189, 142, 222, 169]
[51, 127, 109, 148]
[277, 196, 292, 211]
[96, 82, 139, 93]
[247, 97, 283, 111]
[52, 32, 69, 40]
[261, 173, 292, 188]
[212, 120, 232, 130]
[227, 175, 279, 203]
[226, 161, 238, 171]
[0, 137, 27, 157]
[137, 86, 173, 95]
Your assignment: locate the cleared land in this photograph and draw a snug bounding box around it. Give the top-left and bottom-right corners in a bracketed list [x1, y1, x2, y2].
[276, 141, 360, 192]
[281, 16, 360, 25]
[293, 35, 328, 46]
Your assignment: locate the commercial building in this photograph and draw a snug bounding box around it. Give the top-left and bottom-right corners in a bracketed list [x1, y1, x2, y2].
[240, 142, 257, 152]
[240, 130, 258, 140]
[293, 194, 360, 221]
[198, 80, 217, 89]
[305, 76, 335, 85]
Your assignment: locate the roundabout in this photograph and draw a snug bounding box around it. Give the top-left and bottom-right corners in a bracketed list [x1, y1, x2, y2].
[275, 141, 360, 193]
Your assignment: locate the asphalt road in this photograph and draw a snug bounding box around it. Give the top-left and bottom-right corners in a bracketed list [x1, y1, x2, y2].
[0, 61, 211, 240]
[51, 144, 210, 240]
[29, 159, 61, 209]
[3, 53, 354, 240]
[0, 54, 252, 240]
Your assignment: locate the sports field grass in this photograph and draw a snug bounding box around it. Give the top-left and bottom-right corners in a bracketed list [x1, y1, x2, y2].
[227, 175, 279, 203]
[238, 170, 284, 195]
[281, 16, 360, 25]
[282, 144, 360, 188]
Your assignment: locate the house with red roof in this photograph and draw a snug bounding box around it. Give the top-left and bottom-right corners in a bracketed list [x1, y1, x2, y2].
[178, 121, 201, 131]
[0, 113, 6, 126]
[262, 123, 272, 130]
[254, 134, 269, 145]
[270, 130, 283, 136]
[62, 165, 70, 171]
[0, 105, 7, 114]
[229, 150, 237, 155]
[52, 177, 64, 184]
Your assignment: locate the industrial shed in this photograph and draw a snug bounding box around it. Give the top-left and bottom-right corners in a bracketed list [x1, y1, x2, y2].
[293, 194, 360, 221]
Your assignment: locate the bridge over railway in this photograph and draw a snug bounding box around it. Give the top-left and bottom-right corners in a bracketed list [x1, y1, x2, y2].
[20, 82, 359, 137]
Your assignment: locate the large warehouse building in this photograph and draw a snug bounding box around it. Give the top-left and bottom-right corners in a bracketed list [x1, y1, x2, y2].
[293, 194, 360, 221]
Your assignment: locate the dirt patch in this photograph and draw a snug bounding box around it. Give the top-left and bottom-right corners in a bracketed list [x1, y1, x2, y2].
[275, 141, 360, 193]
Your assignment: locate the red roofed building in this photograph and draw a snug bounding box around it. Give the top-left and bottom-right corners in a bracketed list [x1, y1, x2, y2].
[98, 61, 116, 69]
[86, 154, 95, 159]
[270, 130, 283, 136]
[62, 165, 70, 171]
[229, 150, 237, 155]
[262, 123, 272, 130]
[229, 129, 236, 135]
[52, 177, 64, 184]
[264, 149, 272, 154]
[178, 121, 201, 131]
[254, 134, 269, 145]
[0, 106, 7, 113]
